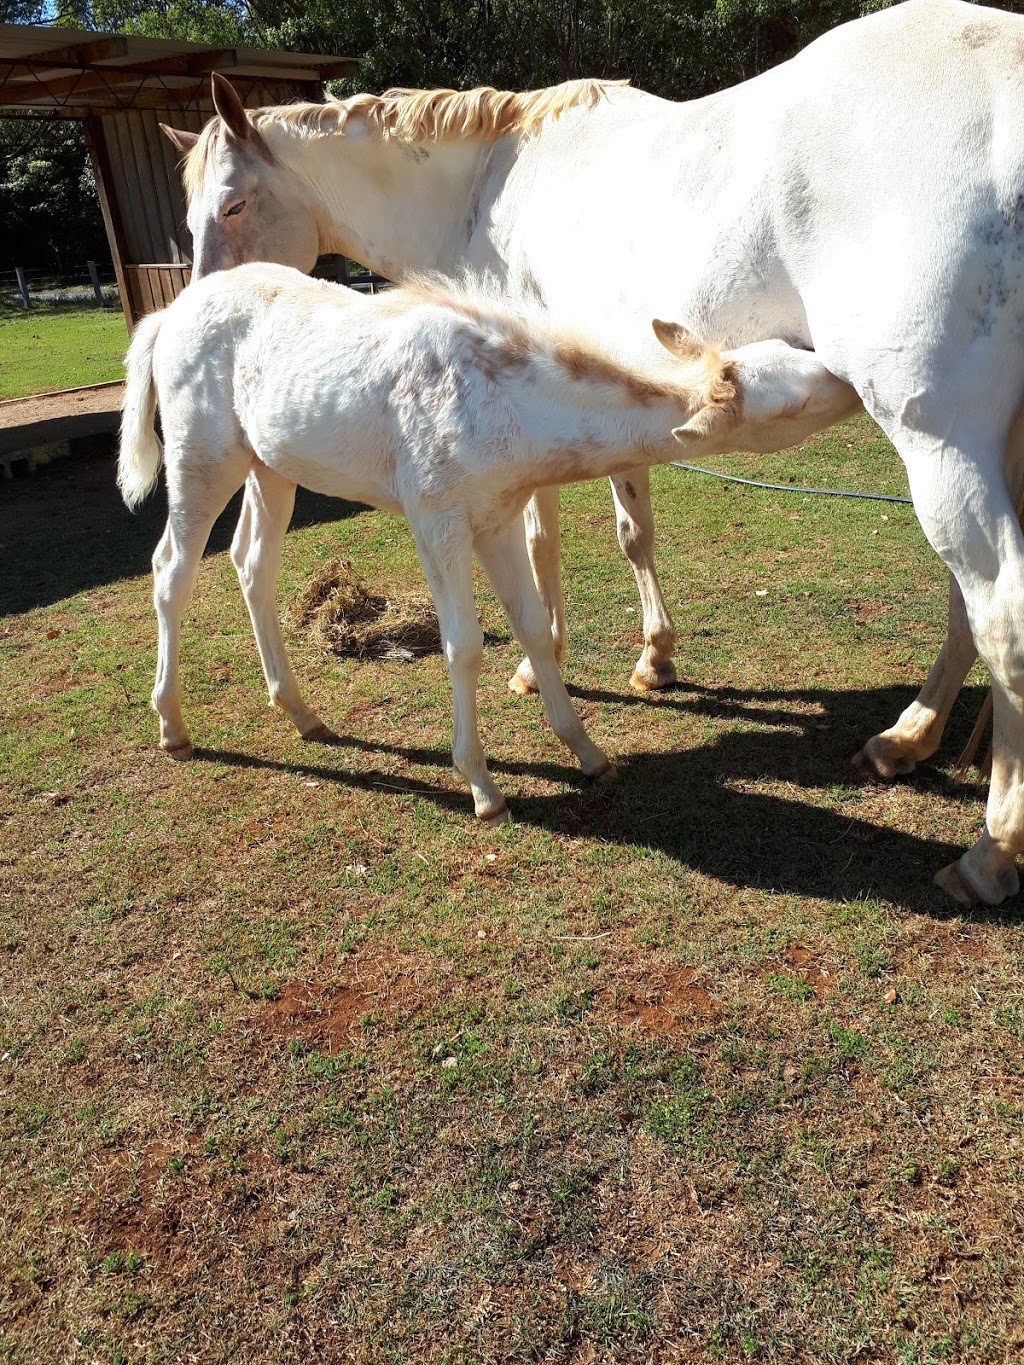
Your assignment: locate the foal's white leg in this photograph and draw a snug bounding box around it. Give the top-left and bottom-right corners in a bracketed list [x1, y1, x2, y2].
[609, 468, 677, 691]
[152, 453, 249, 758]
[902, 445, 1024, 905]
[230, 462, 331, 740]
[409, 514, 507, 821]
[853, 573, 977, 778]
[509, 486, 566, 695]
[476, 520, 612, 779]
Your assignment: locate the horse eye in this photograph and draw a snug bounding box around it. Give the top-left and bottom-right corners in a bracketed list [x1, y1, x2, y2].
[225, 200, 246, 218]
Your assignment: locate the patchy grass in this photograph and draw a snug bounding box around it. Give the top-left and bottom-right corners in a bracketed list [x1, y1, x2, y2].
[0, 303, 127, 397]
[2, 414, 1023, 1364]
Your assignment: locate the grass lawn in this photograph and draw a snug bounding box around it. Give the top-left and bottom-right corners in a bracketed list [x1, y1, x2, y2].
[1, 415, 1022, 1363]
[0, 304, 128, 398]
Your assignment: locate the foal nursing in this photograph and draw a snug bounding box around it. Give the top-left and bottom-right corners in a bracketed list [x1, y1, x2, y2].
[119, 264, 849, 820]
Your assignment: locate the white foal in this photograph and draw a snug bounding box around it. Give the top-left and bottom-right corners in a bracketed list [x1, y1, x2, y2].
[119, 264, 848, 822]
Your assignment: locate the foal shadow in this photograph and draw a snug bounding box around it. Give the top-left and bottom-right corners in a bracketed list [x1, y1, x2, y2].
[0, 444, 366, 616]
[194, 677, 1003, 919]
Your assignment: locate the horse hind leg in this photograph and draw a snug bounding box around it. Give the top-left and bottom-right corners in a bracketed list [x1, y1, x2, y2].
[854, 390, 1024, 779]
[901, 438, 1024, 905]
[853, 571, 977, 779]
[231, 463, 332, 740]
[509, 485, 566, 695]
[610, 468, 677, 691]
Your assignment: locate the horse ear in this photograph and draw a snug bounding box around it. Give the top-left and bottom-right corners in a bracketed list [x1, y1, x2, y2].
[160, 124, 199, 157]
[652, 318, 704, 362]
[671, 407, 732, 444]
[211, 72, 252, 141]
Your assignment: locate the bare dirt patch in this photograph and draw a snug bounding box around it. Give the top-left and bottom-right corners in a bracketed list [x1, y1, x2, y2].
[783, 943, 832, 995]
[612, 966, 714, 1036]
[262, 979, 370, 1052]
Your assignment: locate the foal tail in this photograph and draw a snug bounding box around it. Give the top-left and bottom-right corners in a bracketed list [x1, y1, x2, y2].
[118, 311, 164, 510]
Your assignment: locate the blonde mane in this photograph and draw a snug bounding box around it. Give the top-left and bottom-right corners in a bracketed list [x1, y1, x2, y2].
[183, 78, 624, 196]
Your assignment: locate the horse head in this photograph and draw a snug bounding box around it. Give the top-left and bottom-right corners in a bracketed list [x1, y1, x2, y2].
[161, 74, 321, 280]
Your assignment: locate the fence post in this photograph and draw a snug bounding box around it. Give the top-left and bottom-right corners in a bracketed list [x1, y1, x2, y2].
[14, 266, 30, 311]
[87, 260, 104, 308]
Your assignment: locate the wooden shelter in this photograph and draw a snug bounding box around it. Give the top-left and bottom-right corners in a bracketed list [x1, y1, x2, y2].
[0, 24, 359, 329]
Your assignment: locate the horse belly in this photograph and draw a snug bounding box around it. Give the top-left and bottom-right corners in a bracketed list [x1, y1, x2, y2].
[243, 387, 402, 514]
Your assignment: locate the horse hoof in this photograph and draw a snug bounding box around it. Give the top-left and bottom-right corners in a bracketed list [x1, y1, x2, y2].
[507, 671, 537, 697]
[851, 742, 915, 782]
[478, 803, 509, 826]
[590, 760, 617, 784]
[302, 722, 336, 743]
[933, 860, 982, 908]
[629, 659, 677, 692]
[162, 740, 193, 761]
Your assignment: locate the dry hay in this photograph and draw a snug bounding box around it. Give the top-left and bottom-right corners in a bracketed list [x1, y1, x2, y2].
[289, 558, 441, 661]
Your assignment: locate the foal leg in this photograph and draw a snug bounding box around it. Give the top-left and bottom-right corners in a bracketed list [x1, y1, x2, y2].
[409, 514, 507, 822]
[152, 452, 249, 757]
[609, 467, 677, 691]
[476, 520, 612, 779]
[509, 486, 566, 695]
[230, 461, 332, 740]
[853, 573, 977, 778]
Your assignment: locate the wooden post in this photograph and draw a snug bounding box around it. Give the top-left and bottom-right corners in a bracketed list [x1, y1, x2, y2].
[87, 260, 104, 307]
[83, 115, 135, 333]
[15, 267, 30, 310]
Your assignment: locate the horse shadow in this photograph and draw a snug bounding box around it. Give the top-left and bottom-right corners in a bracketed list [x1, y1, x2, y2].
[0, 444, 364, 616]
[195, 677, 1006, 920]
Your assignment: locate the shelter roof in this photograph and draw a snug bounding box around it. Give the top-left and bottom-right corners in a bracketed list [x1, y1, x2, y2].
[0, 22, 359, 113]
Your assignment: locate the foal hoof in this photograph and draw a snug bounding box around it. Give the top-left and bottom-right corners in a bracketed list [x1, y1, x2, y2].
[301, 722, 336, 743]
[629, 658, 677, 692]
[851, 740, 916, 782]
[162, 740, 193, 761]
[589, 759, 617, 784]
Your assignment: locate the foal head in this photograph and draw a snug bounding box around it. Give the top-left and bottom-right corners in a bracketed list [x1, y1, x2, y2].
[653, 320, 860, 453]
[162, 75, 321, 280]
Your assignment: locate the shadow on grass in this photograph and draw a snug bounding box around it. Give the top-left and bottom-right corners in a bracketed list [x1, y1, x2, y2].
[0, 446, 365, 616]
[194, 679, 1004, 919]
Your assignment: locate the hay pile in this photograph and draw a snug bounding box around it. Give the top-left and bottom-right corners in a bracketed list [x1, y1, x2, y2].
[289, 557, 441, 661]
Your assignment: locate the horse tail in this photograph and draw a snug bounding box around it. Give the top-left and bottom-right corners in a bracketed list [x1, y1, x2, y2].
[118, 310, 165, 510]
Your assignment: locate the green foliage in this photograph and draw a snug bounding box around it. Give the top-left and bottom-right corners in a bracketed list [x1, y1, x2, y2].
[0, 119, 107, 269]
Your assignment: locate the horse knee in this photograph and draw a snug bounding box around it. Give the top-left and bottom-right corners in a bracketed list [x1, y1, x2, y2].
[446, 623, 484, 677]
[616, 514, 651, 561]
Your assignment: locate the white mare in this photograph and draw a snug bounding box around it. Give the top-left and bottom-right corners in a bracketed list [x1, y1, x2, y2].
[164, 0, 1024, 904]
[118, 264, 850, 821]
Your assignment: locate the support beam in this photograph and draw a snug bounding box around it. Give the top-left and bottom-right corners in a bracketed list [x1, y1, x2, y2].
[83, 114, 135, 332]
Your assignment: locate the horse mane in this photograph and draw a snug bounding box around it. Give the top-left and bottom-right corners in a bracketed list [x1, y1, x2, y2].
[256, 76, 622, 143]
[184, 77, 623, 198]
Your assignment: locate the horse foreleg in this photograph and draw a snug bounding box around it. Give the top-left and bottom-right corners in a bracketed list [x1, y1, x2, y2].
[853, 571, 977, 779]
[508, 485, 565, 696]
[231, 464, 332, 741]
[477, 518, 611, 780]
[609, 468, 677, 691]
